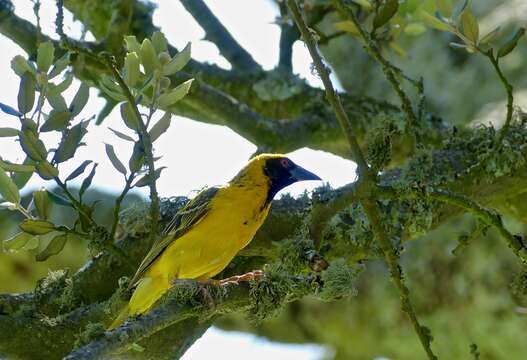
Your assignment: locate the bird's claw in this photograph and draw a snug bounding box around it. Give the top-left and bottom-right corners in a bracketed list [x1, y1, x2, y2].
[218, 270, 264, 286]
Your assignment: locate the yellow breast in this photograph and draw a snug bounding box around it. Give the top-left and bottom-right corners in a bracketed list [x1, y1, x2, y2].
[146, 181, 270, 281]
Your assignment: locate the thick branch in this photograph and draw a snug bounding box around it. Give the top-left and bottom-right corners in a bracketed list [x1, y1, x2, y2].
[65, 274, 319, 360]
[0, 0, 450, 163]
[179, 0, 260, 72]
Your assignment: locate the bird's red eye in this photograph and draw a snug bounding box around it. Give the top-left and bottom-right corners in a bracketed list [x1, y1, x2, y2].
[280, 158, 289, 168]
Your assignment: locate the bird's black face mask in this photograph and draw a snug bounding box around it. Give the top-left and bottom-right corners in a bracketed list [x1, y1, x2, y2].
[263, 157, 321, 204]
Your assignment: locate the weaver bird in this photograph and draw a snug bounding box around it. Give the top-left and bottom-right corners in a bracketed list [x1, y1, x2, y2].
[110, 154, 320, 328]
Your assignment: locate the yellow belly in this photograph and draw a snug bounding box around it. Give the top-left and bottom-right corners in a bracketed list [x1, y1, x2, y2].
[127, 185, 270, 316]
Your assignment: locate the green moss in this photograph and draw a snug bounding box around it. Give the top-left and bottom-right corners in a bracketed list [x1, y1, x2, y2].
[511, 267, 527, 306]
[444, 122, 527, 181]
[252, 70, 304, 101]
[321, 203, 381, 262]
[73, 322, 106, 349]
[118, 201, 151, 237]
[34, 269, 76, 315]
[384, 198, 434, 239]
[277, 238, 315, 273]
[365, 113, 406, 171]
[118, 197, 190, 238]
[163, 279, 203, 307]
[248, 264, 316, 322]
[319, 259, 362, 302]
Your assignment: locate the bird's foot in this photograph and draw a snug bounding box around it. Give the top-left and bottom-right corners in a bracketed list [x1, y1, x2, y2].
[192, 279, 216, 307]
[171, 279, 217, 307]
[218, 270, 264, 286]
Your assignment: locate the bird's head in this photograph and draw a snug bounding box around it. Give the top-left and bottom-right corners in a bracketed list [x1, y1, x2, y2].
[236, 153, 321, 203]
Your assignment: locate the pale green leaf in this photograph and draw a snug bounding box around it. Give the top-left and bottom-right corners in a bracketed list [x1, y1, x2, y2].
[140, 39, 159, 75]
[149, 112, 172, 142]
[157, 79, 193, 108]
[162, 43, 191, 75]
[12, 157, 35, 189]
[134, 167, 166, 187]
[48, 52, 70, 79]
[479, 27, 500, 46]
[40, 110, 72, 132]
[498, 28, 525, 58]
[37, 41, 55, 73]
[4, 232, 34, 250]
[36, 233, 67, 261]
[33, 188, 51, 220]
[47, 93, 68, 112]
[47, 73, 73, 96]
[19, 219, 55, 235]
[109, 127, 135, 142]
[373, 0, 399, 30]
[11, 55, 34, 76]
[334, 21, 359, 35]
[105, 143, 127, 175]
[19, 130, 47, 161]
[124, 52, 140, 87]
[436, 0, 453, 18]
[70, 82, 90, 116]
[461, 8, 479, 44]
[53, 121, 88, 163]
[124, 36, 141, 54]
[151, 31, 168, 54]
[0, 166, 20, 204]
[0, 128, 20, 137]
[17, 73, 36, 114]
[120, 102, 141, 130]
[0, 158, 35, 173]
[35, 161, 59, 180]
[418, 9, 455, 32]
[65, 160, 93, 182]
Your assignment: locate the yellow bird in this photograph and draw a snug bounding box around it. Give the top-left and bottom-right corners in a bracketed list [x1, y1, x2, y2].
[110, 154, 320, 328]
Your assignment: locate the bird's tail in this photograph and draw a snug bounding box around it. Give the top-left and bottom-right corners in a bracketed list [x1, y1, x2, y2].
[109, 304, 130, 330]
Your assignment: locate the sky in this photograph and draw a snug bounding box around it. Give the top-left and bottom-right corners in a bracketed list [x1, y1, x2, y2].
[0, 0, 357, 359]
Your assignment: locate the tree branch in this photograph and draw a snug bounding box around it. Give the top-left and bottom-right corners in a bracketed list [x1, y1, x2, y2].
[278, 1, 299, 71]
[179, 0, 260, 72]
[0, 0, 451, 163]
[65, 275, 320, 359]
[1, 120, 526, 357]
[286, 0, 370, 178]
[287, 1, 436, 358]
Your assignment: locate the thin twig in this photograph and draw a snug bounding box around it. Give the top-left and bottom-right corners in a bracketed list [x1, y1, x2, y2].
[384, 185, 527, 263]
[335, 1, 418, 147]
[55, 176, 134, 268]
[426, 188, 527, 262]
[53, 177, 96, 226]
[482, 50, 514, 145]
[110, 172, 136, 241]
[286, 2, 437, 359]
[105, 58, 161, 245]
[361, 199, 437, 359]
[286, 0, 370, 179]
[31, 0, 41, 45]
[55, 0, 65, 41]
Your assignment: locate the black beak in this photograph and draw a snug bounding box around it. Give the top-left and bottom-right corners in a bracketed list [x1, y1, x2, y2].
[290, 165, 322, 182]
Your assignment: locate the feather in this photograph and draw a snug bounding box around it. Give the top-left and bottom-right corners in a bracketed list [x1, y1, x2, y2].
[127, 187, 220, 289]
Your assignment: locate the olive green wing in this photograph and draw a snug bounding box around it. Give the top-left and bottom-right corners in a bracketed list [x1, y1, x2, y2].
[127, 187, 220, 289]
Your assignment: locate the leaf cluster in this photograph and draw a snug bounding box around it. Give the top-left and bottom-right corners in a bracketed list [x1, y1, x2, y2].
[0, 32, 193, 262]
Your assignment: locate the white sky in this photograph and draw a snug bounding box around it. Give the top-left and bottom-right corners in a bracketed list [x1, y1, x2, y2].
[0, 1, 358, 358]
